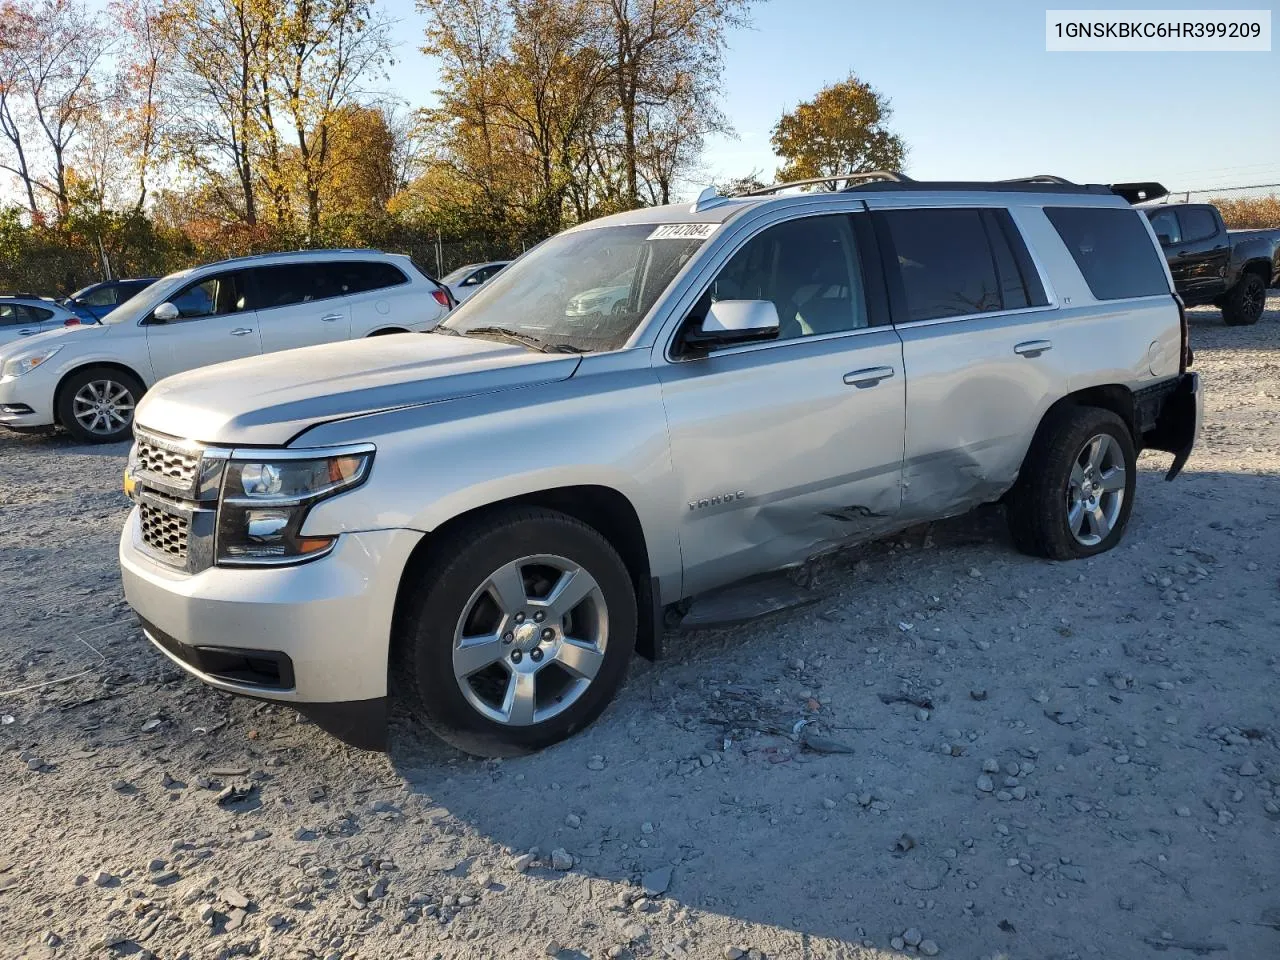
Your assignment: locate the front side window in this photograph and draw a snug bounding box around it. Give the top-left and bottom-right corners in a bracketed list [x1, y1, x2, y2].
[1178, 207, 1218, 243]
[700, 214, 867, 341]
[1146, 209, 1181, 246]
[881, 209, 1002, 321]
[170, 272, 247, 319]
[1046, 207, 1170, 301]
[441, 224, 711, 352]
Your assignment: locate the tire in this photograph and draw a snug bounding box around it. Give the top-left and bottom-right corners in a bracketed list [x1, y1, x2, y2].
[1221, 272, 1266, 326]
[1006, 406, 1136, 561]
[56, 366, 144, 444]
[393, 506, 637, 756]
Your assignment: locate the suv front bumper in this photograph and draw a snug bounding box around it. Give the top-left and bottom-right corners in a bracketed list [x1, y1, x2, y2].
[119, 508, 421, 749]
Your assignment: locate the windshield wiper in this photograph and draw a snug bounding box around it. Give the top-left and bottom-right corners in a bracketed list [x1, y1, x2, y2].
[462, 326, 587, 354]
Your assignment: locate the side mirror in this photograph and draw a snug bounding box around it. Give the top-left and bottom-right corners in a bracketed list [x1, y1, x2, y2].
[682, 299, 780, 351]
[152, 301, 180, 323]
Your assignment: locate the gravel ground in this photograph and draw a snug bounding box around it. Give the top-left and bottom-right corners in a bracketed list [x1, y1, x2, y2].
[2, 296, 1279, 960]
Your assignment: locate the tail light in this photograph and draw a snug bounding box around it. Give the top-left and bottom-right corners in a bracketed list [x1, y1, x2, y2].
[431, 289, 451, 309]
[1174, 294, 1192, 371]
[63, 318, 81, 327]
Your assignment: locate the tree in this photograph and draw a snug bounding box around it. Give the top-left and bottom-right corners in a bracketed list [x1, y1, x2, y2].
[267, 0, 392, 238]
[601, 0, 751, 207]
[113, 0, 172, 212]
[0, 0, 114, 219]
[771, 73, 907, 186]
[160, 0, 269, 225]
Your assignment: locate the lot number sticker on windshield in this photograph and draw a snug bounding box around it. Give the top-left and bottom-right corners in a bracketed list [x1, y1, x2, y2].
[647, 223, 719, 241]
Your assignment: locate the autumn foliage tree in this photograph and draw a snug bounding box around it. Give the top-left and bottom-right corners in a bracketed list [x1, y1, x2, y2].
[772, 72, 907, 186]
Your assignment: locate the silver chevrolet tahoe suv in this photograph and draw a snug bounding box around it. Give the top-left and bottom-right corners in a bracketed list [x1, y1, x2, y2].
[119, 173, 1201, 756]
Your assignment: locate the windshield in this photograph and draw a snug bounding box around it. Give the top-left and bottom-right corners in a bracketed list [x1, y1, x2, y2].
[440, 223, 712, 351]
[100, 269, 195, 324]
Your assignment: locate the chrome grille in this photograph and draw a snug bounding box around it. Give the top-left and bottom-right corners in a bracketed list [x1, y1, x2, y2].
[136, 434, 201, 488]
[139, 501, 190, 562]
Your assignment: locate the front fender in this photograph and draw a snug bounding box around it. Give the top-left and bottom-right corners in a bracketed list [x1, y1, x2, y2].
[298, 363, 682, 596]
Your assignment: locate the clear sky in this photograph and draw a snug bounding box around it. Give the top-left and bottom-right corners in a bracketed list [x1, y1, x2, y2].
[382, 0, 1280, 199]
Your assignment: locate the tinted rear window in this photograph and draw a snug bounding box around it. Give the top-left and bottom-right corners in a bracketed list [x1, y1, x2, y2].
[334, 261, 408, 294]
[1045, 207, 1169, 300]
[881, 209, 1002, 321]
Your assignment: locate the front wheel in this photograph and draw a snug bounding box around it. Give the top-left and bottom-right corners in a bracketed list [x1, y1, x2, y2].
[393, 507, 637, 756]
[1007, 407, 1136, 560]
[1222, 272, 1266, 326]
[56, 367, 143, 443]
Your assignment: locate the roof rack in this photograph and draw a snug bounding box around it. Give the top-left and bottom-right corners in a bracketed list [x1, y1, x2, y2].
[708, 173, 1167, 207]
[737, 172, 907, 197]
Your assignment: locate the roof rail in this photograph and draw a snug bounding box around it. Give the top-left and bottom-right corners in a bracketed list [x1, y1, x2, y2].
[999, 174, 1075, 185]
[738, 171, 907, 196]
[212, 247, 385, 267]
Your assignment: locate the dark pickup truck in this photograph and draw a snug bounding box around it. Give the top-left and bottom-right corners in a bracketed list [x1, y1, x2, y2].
[1144, 203, 1279, 326]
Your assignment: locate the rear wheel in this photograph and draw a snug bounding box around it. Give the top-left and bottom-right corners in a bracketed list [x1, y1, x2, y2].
[1007, 406, 1136, 560]
[393, 507, 636, 756]
[56, 367, 143, 443]
[1222, 272, 1266, 326]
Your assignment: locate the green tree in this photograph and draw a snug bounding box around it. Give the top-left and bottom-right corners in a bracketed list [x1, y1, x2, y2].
[772, 73, 907, 187]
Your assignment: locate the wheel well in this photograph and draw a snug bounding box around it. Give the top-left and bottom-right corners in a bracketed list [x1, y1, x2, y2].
[1241, 260, 1272, 286]
[53, 362, 146, 427]
[1017, 386, 1136, 480]
[368, 327, 409, 336]
[393, 485, 659, 661]
[1046, 385, 1136, 439]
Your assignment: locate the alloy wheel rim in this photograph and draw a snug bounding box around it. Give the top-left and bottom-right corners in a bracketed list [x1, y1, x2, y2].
[72, 380, 135, 436]
[1243, 282, 1263, 318]
[1066, 433, 1125, 546]
[452, 554, 608, 726]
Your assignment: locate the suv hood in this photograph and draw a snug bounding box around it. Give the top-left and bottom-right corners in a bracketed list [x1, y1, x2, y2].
[136, 333, 581, 446]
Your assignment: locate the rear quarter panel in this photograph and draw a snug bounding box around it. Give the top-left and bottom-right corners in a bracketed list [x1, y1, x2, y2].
[1016, 206, 1183, 387]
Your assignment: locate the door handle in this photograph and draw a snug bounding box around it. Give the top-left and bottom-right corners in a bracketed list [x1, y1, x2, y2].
[320, 313, 342, 322]
[19, 329, 36, 336]
[843, 366, 895, 388]
[230, 327, 253, 337]
[1014, 340, 1052, 357]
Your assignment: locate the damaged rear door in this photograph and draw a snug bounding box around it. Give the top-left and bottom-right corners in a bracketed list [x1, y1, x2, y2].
[657, 211, 906, 598]
[873, 205, 1067, 518]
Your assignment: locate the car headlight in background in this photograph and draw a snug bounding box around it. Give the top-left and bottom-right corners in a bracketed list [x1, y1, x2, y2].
[216, 447, 374, 565]
[2, 345, 62, 378]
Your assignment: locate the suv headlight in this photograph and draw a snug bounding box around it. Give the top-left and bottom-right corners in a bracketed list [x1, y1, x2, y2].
[216, 446, 374, 565]
[2, 345, 62, 378]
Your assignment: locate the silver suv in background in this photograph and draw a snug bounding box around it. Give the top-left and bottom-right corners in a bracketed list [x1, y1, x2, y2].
[0, 250, 451, 443]
[119, 173, 1200, 756]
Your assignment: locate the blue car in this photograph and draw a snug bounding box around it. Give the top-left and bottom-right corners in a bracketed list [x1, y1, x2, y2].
[62, 278, 159, 321]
